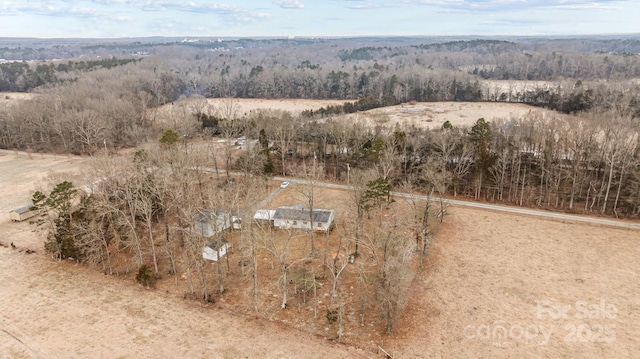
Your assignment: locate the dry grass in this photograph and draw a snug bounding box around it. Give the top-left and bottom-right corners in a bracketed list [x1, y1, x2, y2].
[204, 98, 350, 116]
[154, 97, 564, 134]
[154, 97, 350, 127]
[0, 92, 34, 107]
[387, 206, 640, 358]
[343, 101, 563, 130]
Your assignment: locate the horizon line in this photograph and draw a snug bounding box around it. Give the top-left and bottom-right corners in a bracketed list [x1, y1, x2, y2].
[1, 33, 639, 41]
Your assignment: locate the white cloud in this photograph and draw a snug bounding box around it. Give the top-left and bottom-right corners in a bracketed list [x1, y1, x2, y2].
[342, 0, 629, 12]
[273, 0, 304, 9]
[91, 0, 139, 4]
[0, 0, 271, 24]
[132, 1, 271, 22]
[113, 15, 134, 22]
[68, 7, 104, 18]
[411, 0, 628, 11]
[1, 0, 638, 37]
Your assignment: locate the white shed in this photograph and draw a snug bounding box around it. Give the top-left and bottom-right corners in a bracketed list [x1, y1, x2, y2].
[232, 215, 242, 230]
[202, 238, 229, 262]
[10, 205, 37, 222]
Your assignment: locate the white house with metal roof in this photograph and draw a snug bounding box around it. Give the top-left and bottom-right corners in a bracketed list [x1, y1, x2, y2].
[271, 204, 334, 233]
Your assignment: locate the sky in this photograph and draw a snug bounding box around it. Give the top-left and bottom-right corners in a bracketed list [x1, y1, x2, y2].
[1, 0, 639, 38]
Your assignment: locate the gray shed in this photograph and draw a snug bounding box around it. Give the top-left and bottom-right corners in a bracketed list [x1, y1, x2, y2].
[194, 209, 231, 237]
[10, 205, 37, 222]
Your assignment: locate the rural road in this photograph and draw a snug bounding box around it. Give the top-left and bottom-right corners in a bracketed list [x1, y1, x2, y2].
[272, 176, 640, 231]
[8, 156, 634, 231]
[0, 149, 81, 160]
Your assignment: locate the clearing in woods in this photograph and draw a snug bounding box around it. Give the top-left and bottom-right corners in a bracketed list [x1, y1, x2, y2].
[156, 98, 560, 130]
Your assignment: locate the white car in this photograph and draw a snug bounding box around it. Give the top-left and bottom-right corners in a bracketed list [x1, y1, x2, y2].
[280, 181, 290, 189]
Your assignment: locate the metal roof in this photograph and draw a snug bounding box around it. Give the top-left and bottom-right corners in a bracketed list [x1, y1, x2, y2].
[195, 209, 229, 222]
[11, 205, 34, 215]
[205, 238, 228, 251]
[272, 205, 333, 223]
[253, 209, 276, 220]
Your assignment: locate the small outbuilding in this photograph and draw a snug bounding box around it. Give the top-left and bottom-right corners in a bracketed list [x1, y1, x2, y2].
[10, 205, 37, 222]
[194, 209, 231, 237]
[202, 238, 229, 262]
[232, 215, 242, 230]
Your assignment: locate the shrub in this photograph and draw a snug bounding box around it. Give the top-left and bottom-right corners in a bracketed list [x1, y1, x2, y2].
[136, 264, 157, 288]
[326, 308, 339, 324]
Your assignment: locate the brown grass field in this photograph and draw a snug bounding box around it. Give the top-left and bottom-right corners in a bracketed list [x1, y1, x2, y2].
[154, 97, 349, 125]
[343, 101, 563, 130]
[0, 92, 34, 108]
[155, 97, 561, 131]
[386, 206, 640, 358]
[1, 92, 558, 131]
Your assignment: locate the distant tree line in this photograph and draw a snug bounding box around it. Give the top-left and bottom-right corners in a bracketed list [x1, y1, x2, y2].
[0, 57, 140, 92]
[2, 37, 640, 105]
[413, 39, 518, 53]
[0, 61, 183, 153]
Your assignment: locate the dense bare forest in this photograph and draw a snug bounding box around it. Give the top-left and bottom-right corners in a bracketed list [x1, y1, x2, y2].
[2, 36, 640, 340]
